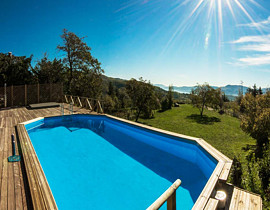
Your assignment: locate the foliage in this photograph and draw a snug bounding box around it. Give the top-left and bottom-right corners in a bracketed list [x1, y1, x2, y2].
[0, 53, 33, 86]
[103, 95, 116, 114]
[240, 92, 270, 153]
[259, 147, 270, 194]
[161, 98, 169, 112]
[57, 29, 104, 97]
[160, 85, 174, 111]
[246, 84, 263, 97]
[190, 83, 220, 117]
[168, 85, 173, 109]
[231, 156, 243, 188]
[108, 81, 115, 96]
[126, 78, 160, 122]
[33, 54, 64, 84]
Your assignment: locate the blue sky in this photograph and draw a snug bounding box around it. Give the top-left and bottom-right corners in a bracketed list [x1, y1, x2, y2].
[1, 0, 270, 87]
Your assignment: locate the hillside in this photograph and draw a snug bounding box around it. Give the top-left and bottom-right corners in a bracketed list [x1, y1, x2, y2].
[102, 75, 190, 101]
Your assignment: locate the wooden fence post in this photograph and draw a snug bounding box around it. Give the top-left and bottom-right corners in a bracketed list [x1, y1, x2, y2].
[37, 83, 40, 103]
[11, 85, 13, 107]
[50, 83, 52, 101]
[4, 83, 7, 108]
[167, 191, 176, 210]
[25, 84, 27, 106]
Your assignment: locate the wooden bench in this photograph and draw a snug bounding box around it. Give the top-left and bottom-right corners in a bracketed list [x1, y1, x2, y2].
[29, 102, 60, 109]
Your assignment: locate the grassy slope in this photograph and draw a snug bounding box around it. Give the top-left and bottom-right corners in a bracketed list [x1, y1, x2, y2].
[139, 104, 256, 159]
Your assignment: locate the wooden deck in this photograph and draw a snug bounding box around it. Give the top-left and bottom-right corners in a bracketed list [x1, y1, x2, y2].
[0, 105, 91, 209]
[0, 105, 263, 210]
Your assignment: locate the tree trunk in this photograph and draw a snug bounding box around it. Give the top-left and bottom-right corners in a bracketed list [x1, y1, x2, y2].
[135, 109, 141, 122]
[200, 106, 204, 117]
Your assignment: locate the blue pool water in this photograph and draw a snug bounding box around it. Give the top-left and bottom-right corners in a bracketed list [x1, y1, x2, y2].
[26, 115, 217, 210]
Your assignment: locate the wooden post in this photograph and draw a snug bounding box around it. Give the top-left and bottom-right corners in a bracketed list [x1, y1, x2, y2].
[25, 84, 27, 106]
[49, 83, 52, 102]
[4, 83, 7, 108]
[11, 85, 13, 107]
[70, 96, 74, 104]
[167, 191, 176, 210]
[77, 97, 82, 107]
[64, 95, 69, 104]
[86, 98, 92, 111]
[147, 179, 181, 210]
[37, 83, 40, 103]
[97, 100, 103, 113]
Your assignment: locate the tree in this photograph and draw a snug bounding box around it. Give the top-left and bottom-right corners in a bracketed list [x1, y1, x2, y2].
[126, 78, 160, 122]
[240, 92, 270, 155]
[168, 85, 173, 109]
[190, 83, 220, 117]
[33, 54, 64, 84]
[0, 52, 33, 86]
[247, 84, 260, 97]
[57, 29, 104, 96]
[108, 81, 115, 96]
[258, 87, 263, 95]
[160, 85, 173, 111]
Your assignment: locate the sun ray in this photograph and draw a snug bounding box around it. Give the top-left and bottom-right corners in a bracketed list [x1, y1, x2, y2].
[188, 0, 205, 19]
[234, 0, 263, 33]
[226, 0, 236, 21]
[217, 0, 223, 47]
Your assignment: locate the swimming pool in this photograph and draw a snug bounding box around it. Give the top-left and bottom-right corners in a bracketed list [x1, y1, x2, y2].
[24, 114, 219, 209]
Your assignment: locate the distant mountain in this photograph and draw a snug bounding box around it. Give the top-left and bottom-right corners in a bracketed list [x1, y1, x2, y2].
[155, 84, 268, 96]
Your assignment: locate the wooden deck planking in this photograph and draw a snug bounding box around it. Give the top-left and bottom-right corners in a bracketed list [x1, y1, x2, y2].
[0, 104, 92, 209]
[228, 186, 262, 210]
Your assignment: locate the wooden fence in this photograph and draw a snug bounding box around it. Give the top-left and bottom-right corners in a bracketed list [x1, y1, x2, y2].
[64, 95, 104, 113]
[0, 83, 63, 107]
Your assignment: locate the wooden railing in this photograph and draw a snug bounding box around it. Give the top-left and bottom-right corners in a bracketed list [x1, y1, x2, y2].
[147, 179, 181, 210]
[64, 95, 104, 113]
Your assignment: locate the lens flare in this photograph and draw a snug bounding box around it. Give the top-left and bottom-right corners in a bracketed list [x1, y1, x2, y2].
[116, 0, 261, 51]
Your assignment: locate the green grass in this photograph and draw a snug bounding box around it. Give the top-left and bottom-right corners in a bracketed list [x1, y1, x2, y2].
[139, 104, 256, 160]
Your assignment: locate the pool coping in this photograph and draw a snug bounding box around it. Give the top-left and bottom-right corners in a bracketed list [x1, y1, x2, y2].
[17, 113, 232, 210]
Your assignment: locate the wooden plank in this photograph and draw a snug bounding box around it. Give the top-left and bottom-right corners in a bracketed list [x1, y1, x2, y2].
[64, 95, 68, 104]
[77, 97, 82, 107]
[229, 187, 262, 210]
[86, 98, 93, 111]
[29, 102, 60, 109]
[17, 124, 44, 209]
[70, 96, 74, 104]
[219, 161, 233, 181]
[97, 100, 103, 113]
[7, 128, 15, 210]
[17, 124, 57, 209]
[0, 128, 8, 209]
[204, 198, 219, 210]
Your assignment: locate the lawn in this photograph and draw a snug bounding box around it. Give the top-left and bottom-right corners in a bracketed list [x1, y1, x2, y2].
[139, 104, 256, 160]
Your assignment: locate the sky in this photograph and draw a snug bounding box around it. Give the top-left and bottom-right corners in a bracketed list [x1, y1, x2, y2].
[1, 0, 270, 88]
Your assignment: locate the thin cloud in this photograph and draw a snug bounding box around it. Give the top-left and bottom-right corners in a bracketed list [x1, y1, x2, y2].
[238, 44, 270, 52]
[237, 54, 270, 66]
[237, 16, 270, 28]
[230, 17, 270, 66]
[231, 34, 270, 44]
